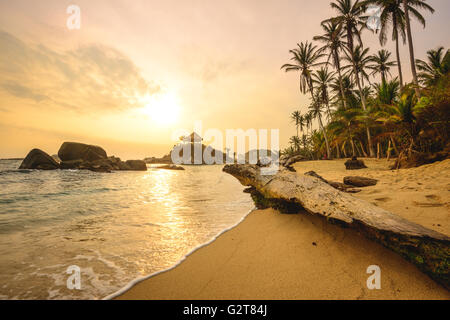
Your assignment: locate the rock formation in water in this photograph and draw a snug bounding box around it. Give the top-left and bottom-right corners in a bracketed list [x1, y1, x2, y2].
[19, 149, 60, 170]
[20, 142, 147, 172]
[223, 164, 450, 289]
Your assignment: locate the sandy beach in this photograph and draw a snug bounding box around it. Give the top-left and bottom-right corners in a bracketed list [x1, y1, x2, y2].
[116, 159, 450, 300]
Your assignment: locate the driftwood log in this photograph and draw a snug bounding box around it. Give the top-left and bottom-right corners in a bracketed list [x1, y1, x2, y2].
[223, 164, 450, 289]
[305, 171, 362, 193]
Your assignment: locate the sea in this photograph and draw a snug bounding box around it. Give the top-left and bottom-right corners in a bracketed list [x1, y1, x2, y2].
[0, 160, 254, 299]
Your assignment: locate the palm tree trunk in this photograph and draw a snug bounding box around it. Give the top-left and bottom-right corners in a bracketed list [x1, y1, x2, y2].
[309, 84, 331, 159]
[402, 0, 421, 98]
[336, 142, 341, 159]
[390, 135, 399, 155]
[358, 140, 368, 158]
[393, 21, 404, 91]
[387, 139, 392, 161]
[318, 114, 331, 159]
[354, 70, 375, 157]
[346, 27, 375, 158]
[335, 52, 348, 109]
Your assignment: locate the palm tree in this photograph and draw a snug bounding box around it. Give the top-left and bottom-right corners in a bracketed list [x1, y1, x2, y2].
[374, 78, 400, 104]
[313, 20, 348, 109]
[304, 111, 314, 136]
[342, 45, 372, 87]
[366, 0, 406, 89]
[281, 41, 326, 99]
[369, 49, 397, 84]
[326, 0, 376, 156]
[402, 0, 435, 97]
[289, 136, 301, 153]
[309, 91, 332, 158]
[416, 47, 450, 86]
[290, 111, 302, 138]
[312, 67, 336, 119]
[328, 108, 361, 156]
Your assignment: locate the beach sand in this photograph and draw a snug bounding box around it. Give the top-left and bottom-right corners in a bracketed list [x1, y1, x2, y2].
[116, 159, 450, 300]
[293, 158, 450, 236]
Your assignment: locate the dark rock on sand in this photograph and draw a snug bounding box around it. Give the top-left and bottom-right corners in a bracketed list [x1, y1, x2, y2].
[344, 176, 378, 187]
[344, 157, 367, 170]
[58, 142, 107, 162]
[19, 149, 60, 170]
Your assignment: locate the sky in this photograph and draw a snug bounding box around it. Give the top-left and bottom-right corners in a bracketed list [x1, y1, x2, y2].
[0, 0, 449, 159]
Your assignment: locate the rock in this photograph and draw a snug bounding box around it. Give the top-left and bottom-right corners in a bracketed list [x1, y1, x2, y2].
[344, 176, 378, 187]
[125, 160, 147, 171]
[19, 149, 60, 170]
[58, 142, 107, 162]
[144, 154, 173, 164]
[344, 157, 367, 170]
[223, 164, 450, 289]
[51, 154, 61, 163]
[156, 164, 185, 171]
[60, 159, 84, 169]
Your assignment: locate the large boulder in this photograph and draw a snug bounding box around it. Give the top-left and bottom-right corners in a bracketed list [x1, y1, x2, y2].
[58, 142, 107, 162]
[19, 149, 60, 170]
[125, 160, 147, 171]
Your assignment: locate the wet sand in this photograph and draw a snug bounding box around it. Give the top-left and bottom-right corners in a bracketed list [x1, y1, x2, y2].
[116, 159, 450, 300]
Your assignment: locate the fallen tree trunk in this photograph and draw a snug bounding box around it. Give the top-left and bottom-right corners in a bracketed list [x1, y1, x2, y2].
[223, 164, 450, 289]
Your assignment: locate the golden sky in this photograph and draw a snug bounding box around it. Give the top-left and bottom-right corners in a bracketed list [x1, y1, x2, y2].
[0, 0, 449, 159]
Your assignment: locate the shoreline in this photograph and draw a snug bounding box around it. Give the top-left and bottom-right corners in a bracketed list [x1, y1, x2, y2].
[114, 208, 449, 300]
[113, 159, 450, 300]
[103, 207, 257, 300]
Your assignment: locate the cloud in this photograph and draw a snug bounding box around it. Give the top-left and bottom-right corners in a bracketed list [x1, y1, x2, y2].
[0, 31, 160, 112]
[179, 44, 250, 85]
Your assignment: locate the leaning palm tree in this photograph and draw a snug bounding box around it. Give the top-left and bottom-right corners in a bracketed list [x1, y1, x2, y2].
[369, 49, 397, 84]
[416, 47, 450, 87]
[313, 20, 348, 109]
[402, 0, 435, 96]
[326, 0, 375, 156]
[312, 67, 336, 119]
[365, 0, 406, 89]
[281, 41, 326, 100]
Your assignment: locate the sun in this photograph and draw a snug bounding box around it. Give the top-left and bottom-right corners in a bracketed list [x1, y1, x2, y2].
[141, 92, 181, 125]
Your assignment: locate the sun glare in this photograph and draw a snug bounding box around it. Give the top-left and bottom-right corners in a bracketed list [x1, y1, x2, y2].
[141, 92, 181, 125]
